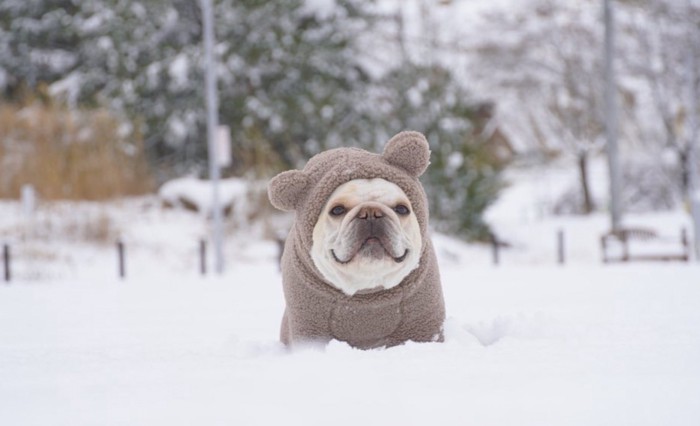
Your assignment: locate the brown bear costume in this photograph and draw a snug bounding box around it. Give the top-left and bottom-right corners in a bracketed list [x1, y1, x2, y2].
[267, 131, 445, 349]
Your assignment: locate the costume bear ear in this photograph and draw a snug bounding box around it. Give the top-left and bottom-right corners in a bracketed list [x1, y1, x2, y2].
[382, 131, 431, 177]
[267, 170, 310, 211]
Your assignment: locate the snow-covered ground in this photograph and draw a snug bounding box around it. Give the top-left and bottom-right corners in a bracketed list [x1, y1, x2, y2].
[1, 165, 699, 425]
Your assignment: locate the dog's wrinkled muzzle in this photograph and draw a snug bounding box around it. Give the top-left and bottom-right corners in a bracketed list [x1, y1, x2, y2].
[331, 203, 409, 264]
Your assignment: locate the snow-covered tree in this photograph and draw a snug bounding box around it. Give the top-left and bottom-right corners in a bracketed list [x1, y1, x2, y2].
[431, 0, 700, 213]
[465, 0, 608, 214]
[364, 63, 505, 239]
[214, 0, 375, 175]
[0, 0, 507, 239]
[623, 0, 700, 199]
[0, 0, 86, 99]
[1, 0, 375, 178]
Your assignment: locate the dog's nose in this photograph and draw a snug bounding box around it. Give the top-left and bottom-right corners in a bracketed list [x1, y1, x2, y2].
[356, 205, 384, 220]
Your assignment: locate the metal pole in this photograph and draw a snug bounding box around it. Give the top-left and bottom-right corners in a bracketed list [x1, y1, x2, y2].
[201, 0, 225, 274]
[687, 41, 700, 261]
[604, 0, 622, 232]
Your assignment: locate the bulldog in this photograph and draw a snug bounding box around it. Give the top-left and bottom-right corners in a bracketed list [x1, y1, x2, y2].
[311, 178, 422, 296]
[268, 131, 445, 349]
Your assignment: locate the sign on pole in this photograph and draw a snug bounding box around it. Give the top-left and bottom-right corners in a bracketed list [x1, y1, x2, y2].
[216, 125, 232, 168]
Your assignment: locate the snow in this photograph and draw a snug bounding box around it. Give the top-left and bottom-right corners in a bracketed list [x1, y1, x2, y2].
[303, 0, 338, 19]
[49, 72, 84, 105]
[168, 53, 190, 90]
[158, 177, 250, 217]
[2, 171, 700, 425]
[1, 261, 699, 425]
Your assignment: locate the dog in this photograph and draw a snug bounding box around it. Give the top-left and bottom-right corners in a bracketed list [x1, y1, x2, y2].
[268, 131, 445, 349]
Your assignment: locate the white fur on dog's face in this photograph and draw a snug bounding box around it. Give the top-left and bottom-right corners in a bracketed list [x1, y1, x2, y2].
[311, 178, 422, 296]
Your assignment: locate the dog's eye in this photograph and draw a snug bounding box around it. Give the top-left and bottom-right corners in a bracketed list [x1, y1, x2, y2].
[394, 204, 410, 216]
[330, 205, 346, 216]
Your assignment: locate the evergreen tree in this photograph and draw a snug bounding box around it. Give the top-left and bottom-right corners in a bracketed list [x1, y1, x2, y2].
[0, 0, 505, 239]
[1, 0, 374, 178]
[215, 0, 375, 175]
[368, 63, 505, 239]
[0, 0, 83, 98]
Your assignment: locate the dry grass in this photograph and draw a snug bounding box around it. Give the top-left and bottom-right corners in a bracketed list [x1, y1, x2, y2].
[0, 101, 153, 200]
[3, 203, 121, 246]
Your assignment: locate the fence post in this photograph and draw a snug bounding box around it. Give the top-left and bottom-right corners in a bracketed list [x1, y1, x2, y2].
[557, 229, 565, 265]
[681, 228, 689, 261]
[200, 239, 207, 275]
[3, 244, 9, 283]
[491, 233, 500, 266]
[117, 240, 126, 279]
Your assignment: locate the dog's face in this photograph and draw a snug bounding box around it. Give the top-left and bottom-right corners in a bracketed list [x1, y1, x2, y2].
[311, 178, 422, 296]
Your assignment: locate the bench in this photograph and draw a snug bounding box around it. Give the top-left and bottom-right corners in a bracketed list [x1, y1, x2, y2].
[601, 227, 689, 263]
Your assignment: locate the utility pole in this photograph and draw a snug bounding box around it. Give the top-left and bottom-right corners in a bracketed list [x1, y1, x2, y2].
[687, 43, 700, 261]
[201, 0, 225, 274]
[604, 0, 622, 232]
[395, 2, 408, 63]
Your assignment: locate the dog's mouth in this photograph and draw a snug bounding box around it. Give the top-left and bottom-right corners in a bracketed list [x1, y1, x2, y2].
[331, 236, 409, 264]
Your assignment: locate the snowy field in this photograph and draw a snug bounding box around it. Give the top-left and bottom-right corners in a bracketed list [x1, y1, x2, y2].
[2, 167, 700, 425]
[2, 262, 699, 425]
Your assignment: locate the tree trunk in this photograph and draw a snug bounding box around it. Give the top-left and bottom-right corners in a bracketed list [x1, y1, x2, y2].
[578, 152, 594, 214]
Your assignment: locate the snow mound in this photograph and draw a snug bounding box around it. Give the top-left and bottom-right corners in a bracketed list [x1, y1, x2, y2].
[158, 177, 249, 216]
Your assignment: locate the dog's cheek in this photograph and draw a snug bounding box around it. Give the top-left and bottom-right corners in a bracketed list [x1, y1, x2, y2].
[331, 227, 359, 261]
[405, 216, 422, 250]
[382, 219, 405, 254]
[313, 218, 341, 256]
[312, 219, 331, 256]
[336, 219, 360, 246]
